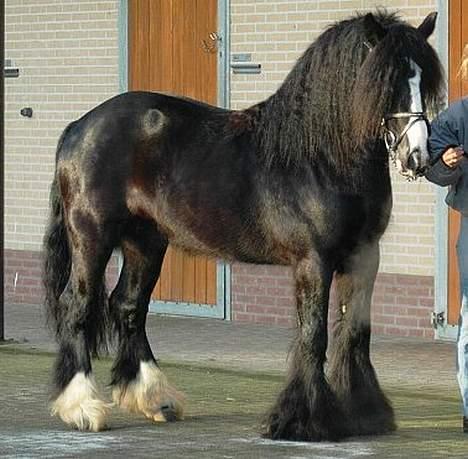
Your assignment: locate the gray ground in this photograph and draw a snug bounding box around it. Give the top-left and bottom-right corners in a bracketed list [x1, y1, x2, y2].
[1, 304, 466, 458]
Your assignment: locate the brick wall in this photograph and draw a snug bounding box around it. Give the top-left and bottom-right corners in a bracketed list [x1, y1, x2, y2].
[232, 264, 435, 338]
[4, 250, 43, 306]
[4, 0, 120, 304]
[232, 264, 295, 327]
[372, 273, 434, 338]
[4, 249, 119, 305]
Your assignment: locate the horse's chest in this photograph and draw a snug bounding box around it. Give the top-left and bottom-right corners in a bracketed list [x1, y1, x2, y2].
[263, 191, 392, 258]
[326, 193, 392, 249]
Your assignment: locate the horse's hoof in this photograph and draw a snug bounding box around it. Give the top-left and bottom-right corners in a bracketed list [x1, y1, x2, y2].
[160, 403, 178, 422]
[144, 401, 183, 423]
[348, 411, 397, 436]
[112, 361, 185, 423]
[262, 410, 350, 442]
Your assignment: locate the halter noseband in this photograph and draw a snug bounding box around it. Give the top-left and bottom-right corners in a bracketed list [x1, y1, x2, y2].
[380, 112, 430, 158]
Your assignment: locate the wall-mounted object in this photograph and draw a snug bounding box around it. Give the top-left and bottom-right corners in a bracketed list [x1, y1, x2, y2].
[201, 32, 221, 53]
[231, 53, 261, 74]
[4, 59, 20, 78]
[20, 107, 33, 118]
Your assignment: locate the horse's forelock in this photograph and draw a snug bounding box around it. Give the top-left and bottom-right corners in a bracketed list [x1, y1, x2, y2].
[350, 37, 404, 149]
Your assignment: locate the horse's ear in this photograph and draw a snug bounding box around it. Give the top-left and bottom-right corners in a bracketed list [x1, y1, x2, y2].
[362, 13, 386, 45]
[417, 12, 437, 40]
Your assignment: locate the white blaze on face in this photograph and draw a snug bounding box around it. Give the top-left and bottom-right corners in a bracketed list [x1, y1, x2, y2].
[406, 60, 429, 162]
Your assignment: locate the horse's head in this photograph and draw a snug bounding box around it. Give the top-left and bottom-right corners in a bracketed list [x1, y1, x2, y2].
[380, 58, 432, 179]
[354, 12, 444, 180]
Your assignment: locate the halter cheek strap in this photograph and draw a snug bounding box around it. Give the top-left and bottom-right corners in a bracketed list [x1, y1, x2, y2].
[381, 112, 430, 155]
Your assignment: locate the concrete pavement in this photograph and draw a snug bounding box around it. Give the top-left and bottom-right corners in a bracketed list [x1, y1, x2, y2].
[1, 303, 466, 459]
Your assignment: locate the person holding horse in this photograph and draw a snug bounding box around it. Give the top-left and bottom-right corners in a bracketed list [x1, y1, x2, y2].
[425, 44, 468, 433]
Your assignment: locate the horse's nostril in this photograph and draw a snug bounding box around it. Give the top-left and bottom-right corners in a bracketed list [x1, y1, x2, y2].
[407, 150, 421, 172]
[407, 150, 429, 176]
[419, 164, 429, 175]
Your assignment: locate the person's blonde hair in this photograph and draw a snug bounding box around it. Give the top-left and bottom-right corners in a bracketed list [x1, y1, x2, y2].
[459, 43, 468, 81]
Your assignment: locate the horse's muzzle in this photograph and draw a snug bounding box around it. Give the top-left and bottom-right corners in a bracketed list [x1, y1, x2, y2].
[406, 149, 428, 177]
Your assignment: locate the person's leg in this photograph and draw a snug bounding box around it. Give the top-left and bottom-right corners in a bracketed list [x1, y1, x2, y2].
[456, 216, 468, 432]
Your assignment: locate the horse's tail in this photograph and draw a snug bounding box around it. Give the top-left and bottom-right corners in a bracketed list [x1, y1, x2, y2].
[43, 124, 110, 356]
[43, 174, 71, 344]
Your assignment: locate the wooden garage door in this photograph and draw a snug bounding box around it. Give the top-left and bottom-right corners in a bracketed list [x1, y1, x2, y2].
[447, 0, 467, 324]
[128, 0, 219, 307]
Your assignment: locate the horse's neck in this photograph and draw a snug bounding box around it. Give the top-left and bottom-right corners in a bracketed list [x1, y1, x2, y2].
[249, 98, 387, 184]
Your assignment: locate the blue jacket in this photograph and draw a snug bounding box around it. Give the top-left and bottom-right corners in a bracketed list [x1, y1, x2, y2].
[425, 97, 468, 216]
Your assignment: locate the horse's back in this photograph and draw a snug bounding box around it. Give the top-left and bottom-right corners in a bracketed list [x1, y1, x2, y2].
[57, 91, 226, 156]
[53, 91, 259, 252]
[55, 91, 230, 200]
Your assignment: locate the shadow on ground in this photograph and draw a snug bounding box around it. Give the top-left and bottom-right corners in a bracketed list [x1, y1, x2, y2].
[0, 347, 465, 459]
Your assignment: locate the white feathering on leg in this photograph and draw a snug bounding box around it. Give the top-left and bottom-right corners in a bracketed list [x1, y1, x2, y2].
[113, 361, 185, 422]
[51, 372, 111, 432]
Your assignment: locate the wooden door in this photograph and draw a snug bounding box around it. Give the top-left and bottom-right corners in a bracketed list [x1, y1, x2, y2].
[129, 0, 219, 307]
[447, 0, 468, 324]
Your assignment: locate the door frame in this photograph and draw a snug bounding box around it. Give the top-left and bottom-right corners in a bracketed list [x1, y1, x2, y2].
[434, 0, 458, 340]
[118, 0, 231, 320]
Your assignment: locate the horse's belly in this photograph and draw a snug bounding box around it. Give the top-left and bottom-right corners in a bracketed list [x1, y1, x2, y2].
[167, 223, 292, 265]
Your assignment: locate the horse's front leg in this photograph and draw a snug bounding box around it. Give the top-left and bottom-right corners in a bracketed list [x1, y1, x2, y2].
[328, 242, 396, 436]
[263, 256, 349, 441]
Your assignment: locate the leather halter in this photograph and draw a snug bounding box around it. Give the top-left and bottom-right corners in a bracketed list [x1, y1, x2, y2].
[380, 112, 431, 161]
[362, 41, 430, 177]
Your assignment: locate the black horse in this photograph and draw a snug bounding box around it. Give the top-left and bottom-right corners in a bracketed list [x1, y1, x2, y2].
[43, 11, 444, 441]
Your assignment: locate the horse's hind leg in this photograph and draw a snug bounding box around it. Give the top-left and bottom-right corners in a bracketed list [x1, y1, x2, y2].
[51, 215, 115, 432]
[263, 256, 349, 441]
[110, 220, 184, 423]
[328, 242, 396, 436]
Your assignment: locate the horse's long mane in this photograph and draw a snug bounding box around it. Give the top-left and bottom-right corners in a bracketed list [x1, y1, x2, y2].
[247, 10, 445, 172]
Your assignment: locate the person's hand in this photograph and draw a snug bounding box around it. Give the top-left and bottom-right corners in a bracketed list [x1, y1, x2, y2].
[441, 146, 465, 168]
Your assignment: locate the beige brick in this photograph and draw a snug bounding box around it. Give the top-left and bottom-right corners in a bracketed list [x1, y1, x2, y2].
[255, 4, 277, 14]
[255, 23, 277, 32]
[319, 1, 341, 11]
[339, 0, 362, 9]
[276, 3, 298, 13]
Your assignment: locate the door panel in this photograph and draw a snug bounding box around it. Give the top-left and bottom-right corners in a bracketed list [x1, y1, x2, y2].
[447, 0, 467, 324]
[129, 0, 219, 308]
